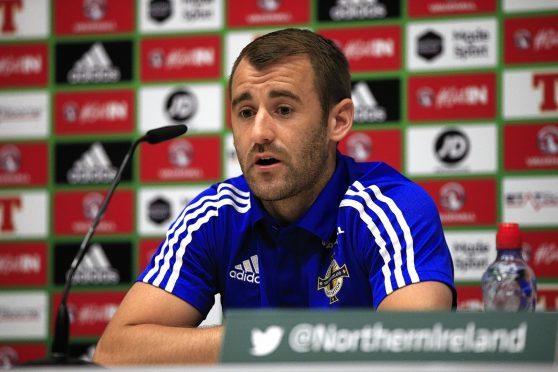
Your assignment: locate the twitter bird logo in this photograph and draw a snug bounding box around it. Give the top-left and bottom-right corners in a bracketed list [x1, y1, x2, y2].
[249, 326, 284, 356]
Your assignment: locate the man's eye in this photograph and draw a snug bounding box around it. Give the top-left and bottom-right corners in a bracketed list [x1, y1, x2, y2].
[277, 106, 292, 116]
[239, 109, 254, 119]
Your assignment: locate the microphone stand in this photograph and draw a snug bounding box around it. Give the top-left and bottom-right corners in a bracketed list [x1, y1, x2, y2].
[21, 125, 187, 367]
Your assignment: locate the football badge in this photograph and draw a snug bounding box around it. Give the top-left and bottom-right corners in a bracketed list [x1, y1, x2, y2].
[317, 258, 349, 304]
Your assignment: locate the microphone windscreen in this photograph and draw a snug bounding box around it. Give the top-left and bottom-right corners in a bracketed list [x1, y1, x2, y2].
[145, 124, 188, 144]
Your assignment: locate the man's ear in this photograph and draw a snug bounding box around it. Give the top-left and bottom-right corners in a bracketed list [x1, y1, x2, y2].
[328, 98, 354, 142]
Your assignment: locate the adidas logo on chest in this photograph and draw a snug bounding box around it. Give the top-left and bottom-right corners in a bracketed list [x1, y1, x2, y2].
[229, 255, 260, 284]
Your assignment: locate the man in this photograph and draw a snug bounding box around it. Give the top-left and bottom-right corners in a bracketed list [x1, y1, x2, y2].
[93, 28, 455, 365]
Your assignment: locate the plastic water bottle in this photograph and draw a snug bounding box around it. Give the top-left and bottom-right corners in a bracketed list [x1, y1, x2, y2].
[481, 223, 537, 311]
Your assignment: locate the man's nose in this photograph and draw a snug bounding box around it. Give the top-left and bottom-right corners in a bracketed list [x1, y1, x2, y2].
[251, 109, 275, 144]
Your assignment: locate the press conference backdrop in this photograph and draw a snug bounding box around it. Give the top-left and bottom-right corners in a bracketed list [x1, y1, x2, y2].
[0, 0, 557, 365]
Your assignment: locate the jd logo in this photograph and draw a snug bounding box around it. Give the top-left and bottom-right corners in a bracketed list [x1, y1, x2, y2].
[434, 128, 470, 165]
[249, 326, 284, 357]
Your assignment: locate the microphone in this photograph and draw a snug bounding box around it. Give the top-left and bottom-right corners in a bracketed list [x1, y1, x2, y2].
[22, 124, 187, 367]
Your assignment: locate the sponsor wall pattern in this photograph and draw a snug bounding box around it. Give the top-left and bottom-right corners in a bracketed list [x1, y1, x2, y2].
[0, 0, 557, 364]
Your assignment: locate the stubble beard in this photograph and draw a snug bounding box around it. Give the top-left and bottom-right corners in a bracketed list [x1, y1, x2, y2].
[239, 128, 330, 203]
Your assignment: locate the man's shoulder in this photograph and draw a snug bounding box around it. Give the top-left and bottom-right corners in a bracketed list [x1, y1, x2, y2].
[341, 155, 412, 192]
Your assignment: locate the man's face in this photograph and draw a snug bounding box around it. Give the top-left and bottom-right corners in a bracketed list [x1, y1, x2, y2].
[230, 56, 333, 203]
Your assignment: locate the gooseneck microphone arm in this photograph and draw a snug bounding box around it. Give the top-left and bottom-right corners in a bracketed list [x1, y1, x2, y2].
[50, 124, 187, 362]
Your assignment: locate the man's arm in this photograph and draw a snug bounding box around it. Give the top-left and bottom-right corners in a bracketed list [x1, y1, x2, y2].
[93, 282, 223, 365]
[377, 281, 453, 311]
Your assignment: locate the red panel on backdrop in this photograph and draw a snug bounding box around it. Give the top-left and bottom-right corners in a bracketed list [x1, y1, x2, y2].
[417, 178, 497, 226]
[0, 243, 47, 286]
[319, 26, 401, 72]
[408, 0, 496, 17]
[140, 35, 221, 82]
[523, 230, 558, 280]
[140, 136, 221, 182]
[338, 129, 402, 171]
[408, 72, 496, 122]
[0, 343, 47, 367]
[504, 123, 558, 171]
[505, 15, 558, 64]
[54, 90, 134, 135]
[138, 239, 163, 276]
[52, 292, 126, 337]
[53, 190, 133, 235]
[54, 0, 134, 35]
[227, 0, 310, 27]
[0, 142, 48, 186]
[0, 44, 48, 87]
[455, 285, 483, 311]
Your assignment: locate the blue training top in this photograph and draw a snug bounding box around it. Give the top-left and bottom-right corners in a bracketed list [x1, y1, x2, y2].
[138, 152, 455, 315]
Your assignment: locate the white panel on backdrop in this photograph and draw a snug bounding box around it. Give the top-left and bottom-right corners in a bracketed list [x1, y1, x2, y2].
[139, 0, 223, 33]
[503, 68, 558, 120]
[503, 176, 558, 226]
[0, 91, 49, 138]
[0, 0, 49, 40]
[0, 190, 48, 239]
[223, 132, 242, 180]
[138, 185, 208, 236]
[407, 18, 497, 71]
[445, 230, 496, 282]
[503, 0, 558, 12]
[0, 291, 47, 339]
[406, 123, 497, 175]
[139, 84, 223, 133]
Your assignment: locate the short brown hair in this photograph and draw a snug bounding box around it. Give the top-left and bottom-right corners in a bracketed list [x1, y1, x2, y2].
[229, 28, 351, 123]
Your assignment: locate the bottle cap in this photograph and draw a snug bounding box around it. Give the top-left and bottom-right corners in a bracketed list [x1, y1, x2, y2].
[496, 222, 522, 249]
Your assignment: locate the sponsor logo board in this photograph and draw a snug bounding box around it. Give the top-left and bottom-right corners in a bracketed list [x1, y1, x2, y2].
[350, 79, 400, 124]
[0, 0, 49, 39]
[503, 176, 558, 226]
[0, 142, 48, 186]
[55, 40, 133, 85]
[0, 343, 46, 368]
[504, 123, 558, 171]
[53, 189, 133, 235]
[139, 136, 221, 182]
[54, 0, 134, 35]
[522, 230, 558, 280]
[0, 291, 47, 339]
[139, 84, 223, 133]
[54, 140, 133, 185]
[139, 0, 223, 33]
[505, 15, 558, 64]
[503, 68, 558, 120]
[140, 35, 221, 81]
[455, 285, 483, 312]
[54, 242, 132, 286]
[339, 129, 402, 171]
[407, 18, 497, 71]
[52, 291, 125, 337]
[0, 243, 47, 286]
[408, 0, 496, 18]
[54, 90, 134, 135]
[0, 44, 48, 87]
[503, 0, 558, 13]
[138, 185, 207, 235]
[139, 238, 163, 275]
[445, 230, 496, 281]
[317, 0, 400, 22]
[408, 72, 496, 121]
[319, 26, 401, 72]
[228, 0, 310, 27]
[0, 91, 49, 138]
[406, 123, 497, 176]
[0, 190, 48, 239]
[418, 178, 497, 226]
